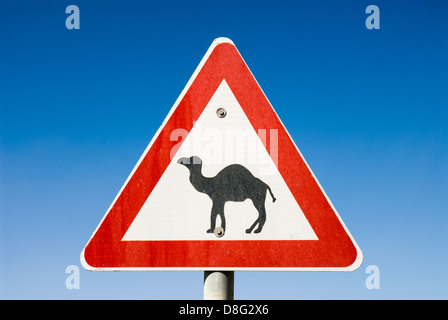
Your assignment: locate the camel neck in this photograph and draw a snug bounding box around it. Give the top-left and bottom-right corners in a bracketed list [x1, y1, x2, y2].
[188, 164, 210, 193]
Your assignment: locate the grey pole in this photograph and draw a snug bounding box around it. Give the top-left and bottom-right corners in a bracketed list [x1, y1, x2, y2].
[203, 271, 234, 300]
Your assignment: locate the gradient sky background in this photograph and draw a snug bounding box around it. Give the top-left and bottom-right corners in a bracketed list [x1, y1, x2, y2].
[0, 0, 447, 299]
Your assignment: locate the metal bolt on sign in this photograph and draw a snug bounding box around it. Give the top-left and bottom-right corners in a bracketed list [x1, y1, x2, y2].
[216, 107, 227, 118]
[214, 227, 225, 238]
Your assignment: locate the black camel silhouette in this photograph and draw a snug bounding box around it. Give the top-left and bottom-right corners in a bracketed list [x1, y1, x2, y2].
[177, 156, 276, 235]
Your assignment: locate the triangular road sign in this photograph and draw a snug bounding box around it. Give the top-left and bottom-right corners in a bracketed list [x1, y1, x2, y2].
[81, 38, 362, 271]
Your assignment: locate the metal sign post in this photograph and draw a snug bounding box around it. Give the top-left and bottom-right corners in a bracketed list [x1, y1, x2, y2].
[203, 271, 234, 300]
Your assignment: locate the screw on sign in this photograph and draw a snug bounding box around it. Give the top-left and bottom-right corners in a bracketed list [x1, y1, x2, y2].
[216, 107, 227, 118]
[81, 38, 362, 275]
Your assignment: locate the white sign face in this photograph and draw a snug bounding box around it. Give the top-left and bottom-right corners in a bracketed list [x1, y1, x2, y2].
[122, 80, 318, 241]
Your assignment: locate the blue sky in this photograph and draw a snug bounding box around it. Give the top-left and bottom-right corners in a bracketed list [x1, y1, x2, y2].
[0, 0, 447, 299]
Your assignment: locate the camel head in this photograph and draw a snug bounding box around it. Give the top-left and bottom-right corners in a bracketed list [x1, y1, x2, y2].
[177, 156, 202, 169]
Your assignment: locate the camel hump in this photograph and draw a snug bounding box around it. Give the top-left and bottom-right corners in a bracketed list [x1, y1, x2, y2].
[215, 164, 255, 179]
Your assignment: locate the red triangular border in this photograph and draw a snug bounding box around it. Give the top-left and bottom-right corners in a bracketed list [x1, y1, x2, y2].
[81, 38, 362, 270]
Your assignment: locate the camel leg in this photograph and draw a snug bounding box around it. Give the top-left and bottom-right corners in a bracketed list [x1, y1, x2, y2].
[246, 196, 267, 234]
[246, 218, 259, 234]
[219, 209, 226, 232]
[207, 201, 225, 233]
[206, 203, 218, 233]
[253, 203, 266, 233]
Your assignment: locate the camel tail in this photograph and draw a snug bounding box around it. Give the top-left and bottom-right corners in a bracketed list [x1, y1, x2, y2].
[267, 186, 276, 203]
